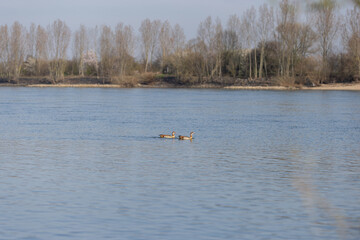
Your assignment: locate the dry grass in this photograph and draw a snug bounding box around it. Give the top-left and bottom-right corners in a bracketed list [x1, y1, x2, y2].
[137, 72, 157, 85]
[111, 76, 139, 87]
[28, 84, 122, 88]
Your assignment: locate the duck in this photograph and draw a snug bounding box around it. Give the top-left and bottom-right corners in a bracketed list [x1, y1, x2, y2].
[159, 131, 176, 139]
[179, 132, 194, 140]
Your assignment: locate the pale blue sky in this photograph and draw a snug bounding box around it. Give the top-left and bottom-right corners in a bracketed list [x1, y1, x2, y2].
[1, 0, 277, 38]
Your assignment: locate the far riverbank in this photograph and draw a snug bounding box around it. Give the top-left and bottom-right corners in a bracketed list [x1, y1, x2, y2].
[1, 76, 360, 90]
[22, 82, 360, 91]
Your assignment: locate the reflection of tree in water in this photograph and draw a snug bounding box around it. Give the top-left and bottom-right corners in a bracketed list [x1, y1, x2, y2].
[292, 174, 350, 239]
[279, 138, 357, 239]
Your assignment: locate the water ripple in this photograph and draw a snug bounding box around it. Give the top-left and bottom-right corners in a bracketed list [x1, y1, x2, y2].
[0, 88, 359, 240]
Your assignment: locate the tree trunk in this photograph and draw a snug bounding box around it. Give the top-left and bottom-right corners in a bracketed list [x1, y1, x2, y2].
[259, 43, 265, 79]
[249, 52, 252, 79]
[264, 57, 268, 79]
[145, 57, 149, 73]
[254, 48, 257, 79]
[357, 56, 360, 81]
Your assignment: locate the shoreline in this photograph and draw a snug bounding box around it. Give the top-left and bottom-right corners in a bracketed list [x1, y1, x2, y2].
[225, 83, 360, 91]
[1, 82, 360, 91]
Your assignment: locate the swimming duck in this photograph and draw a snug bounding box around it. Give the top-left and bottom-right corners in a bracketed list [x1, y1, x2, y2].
[179, 132, 194, 140]
[159, 131, 176, 139]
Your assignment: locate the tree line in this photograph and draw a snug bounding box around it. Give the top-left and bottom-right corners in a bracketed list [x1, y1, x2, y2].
[0, 0, 359, 86]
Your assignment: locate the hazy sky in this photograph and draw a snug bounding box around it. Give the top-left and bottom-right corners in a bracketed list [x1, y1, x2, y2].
[1, 0, 276, 38]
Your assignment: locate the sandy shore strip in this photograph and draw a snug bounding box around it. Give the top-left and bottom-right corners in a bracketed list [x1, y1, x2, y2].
[225, 83, 360, 91]
[302, 83, 360, 91]
[224, 86, 290, 90]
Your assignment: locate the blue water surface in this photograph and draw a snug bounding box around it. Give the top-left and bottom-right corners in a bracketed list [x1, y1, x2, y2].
[0, 88, 359, 240]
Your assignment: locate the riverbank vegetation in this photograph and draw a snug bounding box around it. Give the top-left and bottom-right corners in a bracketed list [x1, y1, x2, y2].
[0, 0, 359, 87]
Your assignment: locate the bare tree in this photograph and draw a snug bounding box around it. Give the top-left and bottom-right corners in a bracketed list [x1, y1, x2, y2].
[185, 38, 206, 82]
[47, 19, 71, 83]
[213, 18, 223, 78]
[114, 23, 134, 77]
[343, 5, 360, 80]
[170, 23, 186, 77]
[257, 4, 274, 79]
[86, 26, 99, 77]
[9, 22, 26, 81]
[310, 0, 340, 83]
[0, 25, 10, 78]
[26, 23, 36, 58]
[197, 16, 212, 79]
[353, 0, 360, 6]
[159, 20, 172, 72]
[73, 25, 88, 76]
[307, 0, 360, 7]
[275, 0, 298, 81]
[241, 7, 257, 79]
[197, 16, 220, 80]
[172, 24, 186, 54]
[99, 25, 114, 78]
[226, 15, 241, 51]
[35, 25, 48, 76]
[23, 23, 37, 75]
[139, 19, 161, 72]
[294, 20, 318, 80]
[223, 29, 240, 78]
[225, 15, 242, 78]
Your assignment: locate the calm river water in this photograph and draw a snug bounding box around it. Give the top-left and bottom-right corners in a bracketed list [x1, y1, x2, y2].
[0, 88, 359, 240]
